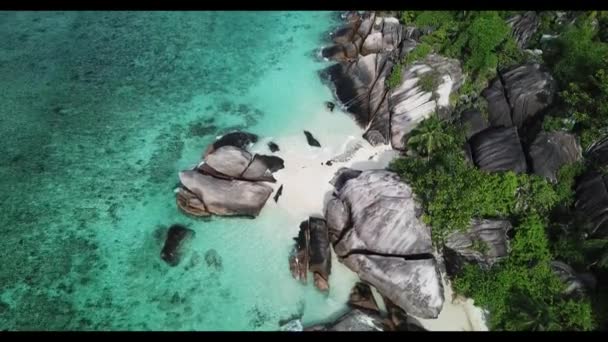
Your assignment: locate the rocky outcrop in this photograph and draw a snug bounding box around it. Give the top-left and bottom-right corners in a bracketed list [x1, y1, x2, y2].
[507, 11, 540, 49]
[468, 127, 528, 173]
[304, 309, 387, 331]
[389, 54, 463, 150]
[178, 171, 273, 217]
[575, 171, 608, 239]
[443, 219, 512, 276]
[176, 132, 280, 218]
[288, 217, 332, 292]
[483, 64, 556, 129]
[529, 131, 582, 183]
[460, 109, 490, 140]
[160, 224, 195, 267]
[326, 169, 444, 319]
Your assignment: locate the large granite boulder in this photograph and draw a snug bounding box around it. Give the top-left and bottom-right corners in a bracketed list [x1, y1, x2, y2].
[326, 169, 444, 319]
[469, 127, 528, 173]
[528, 131, 582, 183]
[460, 109, 490, 140]
[483, 64, 556, 129]
[178, 170, 273, 217]
[575, 171, 608, 239]
[507, 11, 540, 49]
[443, 219, 511, 276]
[342, 254, 444, 319]
[304, 309, 387, 331]
[200, 146, 252, 179]
[389, 54, 463, 150]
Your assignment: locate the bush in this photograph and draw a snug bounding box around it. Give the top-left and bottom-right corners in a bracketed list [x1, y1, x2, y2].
[418, 71, 441, 93]
[453, 214, 596, 331]
[554, 162, 586, 207]
[404, 42, 433, 66]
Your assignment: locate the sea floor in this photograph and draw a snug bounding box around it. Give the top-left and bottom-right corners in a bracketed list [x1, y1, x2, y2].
[0, 11, 367, 330]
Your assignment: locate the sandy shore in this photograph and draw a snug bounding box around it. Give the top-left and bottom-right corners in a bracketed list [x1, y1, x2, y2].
[246, 107, 488, 331]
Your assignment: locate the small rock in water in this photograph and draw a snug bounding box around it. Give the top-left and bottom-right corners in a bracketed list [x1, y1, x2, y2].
[303, 131, 321, 147]
[326, 160, 333, 166]
[274, 184, 284, 203]
[268, 141, 280, 153]
[160, 224, 195, 267]
[325, 101, 335, 112]
[204, 249, 223, 271]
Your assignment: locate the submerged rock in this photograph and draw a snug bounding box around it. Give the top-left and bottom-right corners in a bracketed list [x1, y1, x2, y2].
[469, 126, 528, 173]
[204, 249, 223, 271]
[160, 224, 195, 267]
[443, 219, 511, 276]
[178, 170, 273, 217]
[289, 220, 310, 283]
[212, 131, 258, 151]
[529, 131, 582, 183]
[304, 131, 321, 147]
[325, 101, 336, 112]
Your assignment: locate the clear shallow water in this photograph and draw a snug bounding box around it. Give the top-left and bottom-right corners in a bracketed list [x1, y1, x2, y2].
[0, 11, 357, 330]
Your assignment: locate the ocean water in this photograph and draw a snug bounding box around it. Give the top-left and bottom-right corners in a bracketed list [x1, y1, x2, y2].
[0, 11, 361, 330]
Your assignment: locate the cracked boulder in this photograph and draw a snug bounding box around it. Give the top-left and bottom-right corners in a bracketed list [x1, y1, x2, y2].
[483, 64, 556, 129]
[443, 219, 511, 276]
[469, 126, 528, 173]
[325, 169, 444, 319]
[528, 131, 582, 183]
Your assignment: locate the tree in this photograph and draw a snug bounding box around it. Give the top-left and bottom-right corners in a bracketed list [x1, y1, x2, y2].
[406, 115, 454, 157]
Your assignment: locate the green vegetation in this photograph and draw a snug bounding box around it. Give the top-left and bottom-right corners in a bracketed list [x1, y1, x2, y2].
[418, 71, 441, 93]
[387, 62, 403, 89]
[387, 12, 608, 330]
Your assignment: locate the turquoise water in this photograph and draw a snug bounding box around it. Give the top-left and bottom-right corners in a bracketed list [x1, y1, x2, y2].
[0, 11, 355, 330]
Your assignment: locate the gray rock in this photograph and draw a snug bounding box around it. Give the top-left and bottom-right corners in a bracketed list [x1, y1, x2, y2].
[529, 131, 582, 183]
[202, 146, 252, 178]
[325, 197, 351, 244]
[482, 78, 513, 128]
[178, 170, 273, 217]
[240, 155, 276, 183]
[329, 167, 362, 191]
[550, 261, 588, 298]
[327, 169, 444, 319]
[389, 54, 463, 150]
[502, 63, 556, 128]
[469, 127, 528, 173]
[443, 219, 511, 276]
[507, 11, 540, 48]
[343, 254, 444, 319]
[460, 109, 490, 140]
[348, 282, 380, 313]
[304, 309, 386, 331]
[575, 171, 608, 239]
[308, 217, 332, 289]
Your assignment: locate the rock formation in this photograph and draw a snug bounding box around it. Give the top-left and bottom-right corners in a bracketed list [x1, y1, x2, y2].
[176, 131, 279, 218]
[468, 127, 528, 173]
[325, 169, 444, 319]
[528, 131, 582, 183]
[288, 217, 332, 292]
[443, 219, 511, 276]
[304, 131, 321, 147]
[506, 11, 540, 49]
